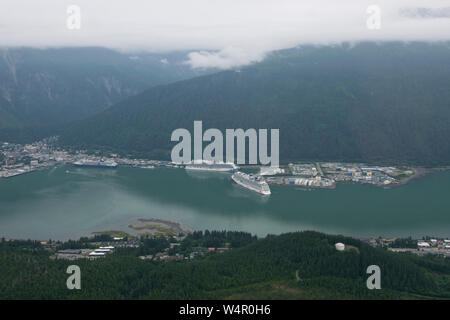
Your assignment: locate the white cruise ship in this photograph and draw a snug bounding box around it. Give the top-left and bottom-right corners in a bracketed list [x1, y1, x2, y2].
[185, 160, 238, 172]
[73, 158, 118, 168]
[232, 171, 271, 195]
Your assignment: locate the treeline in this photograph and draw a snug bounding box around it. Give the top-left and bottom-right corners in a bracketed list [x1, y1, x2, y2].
[115, 237, 170, 257]
[113, 231, 257, 258]
[390, 237, 418, 249]
[0, 238, 43, 249]
[57, 234, 117, 250]
[185, 230, 257, 248]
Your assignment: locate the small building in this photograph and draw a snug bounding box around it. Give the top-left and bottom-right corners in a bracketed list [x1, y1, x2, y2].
[139, 255, 154, 260]
[418, 242, 431, 248]
[89, 251, 106, 257]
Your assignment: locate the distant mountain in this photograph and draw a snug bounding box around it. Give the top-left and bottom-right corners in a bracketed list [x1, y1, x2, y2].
[0, 47, 211, 142]
[60, 42, 450, 165]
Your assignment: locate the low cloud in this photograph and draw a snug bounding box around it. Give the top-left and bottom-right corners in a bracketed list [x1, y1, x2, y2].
[0, 0, 449, 70]
[400, 7, 450, 19]
[185, 47, 266, 69]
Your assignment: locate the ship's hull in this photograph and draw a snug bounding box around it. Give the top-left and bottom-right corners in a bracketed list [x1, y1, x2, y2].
[185, 165, 235, 172]
[2, 170, 34, 178]
[73, 164, 117, 169]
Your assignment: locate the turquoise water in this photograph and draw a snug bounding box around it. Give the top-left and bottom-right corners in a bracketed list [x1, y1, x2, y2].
[0, 166, 449, 240]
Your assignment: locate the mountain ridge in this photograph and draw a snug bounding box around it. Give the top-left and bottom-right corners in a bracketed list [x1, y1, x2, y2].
[60, 42, 450, 165]
[0, 47, 212, 142]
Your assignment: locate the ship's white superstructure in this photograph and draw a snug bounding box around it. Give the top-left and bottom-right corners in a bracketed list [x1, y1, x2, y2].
[73, 158, 118, 168]
[184, 160, 238, 172]
[232, 171, 271, 195]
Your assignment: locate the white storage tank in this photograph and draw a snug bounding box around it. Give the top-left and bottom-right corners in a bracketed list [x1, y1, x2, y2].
[335, 243, 345, 251]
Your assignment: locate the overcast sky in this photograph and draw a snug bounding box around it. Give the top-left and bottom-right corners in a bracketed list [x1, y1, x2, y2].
[1, 0, 449, 68]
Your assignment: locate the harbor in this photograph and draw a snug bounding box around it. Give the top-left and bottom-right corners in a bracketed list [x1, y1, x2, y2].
[1, 164, 450, 241]
[1, 139, 450, 242]
[0, 138, 440, 193]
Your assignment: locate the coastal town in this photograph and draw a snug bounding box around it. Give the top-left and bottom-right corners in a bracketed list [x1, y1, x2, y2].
[0, 138, 429, 190]
[3, 228, 450, 263]
[44, 236, 450, 261]
[262, 162, 412, 189]
[48, 234, 231, 262]
[0, 138, 176, 179]
[366, 237, 450, 258]
[1, 222, 240, 263]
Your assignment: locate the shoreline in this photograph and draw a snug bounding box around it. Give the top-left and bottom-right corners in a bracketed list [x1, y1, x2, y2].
[3, 226, 449, 244]
[389, 167, 438, 188]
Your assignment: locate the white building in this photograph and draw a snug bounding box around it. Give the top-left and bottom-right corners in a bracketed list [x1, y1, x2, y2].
[418, 242, 431, 248]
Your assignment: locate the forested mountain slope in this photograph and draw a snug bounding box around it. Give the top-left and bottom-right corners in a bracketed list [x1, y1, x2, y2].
[0, 47, 210, 142]
[60, 42, 450, 165]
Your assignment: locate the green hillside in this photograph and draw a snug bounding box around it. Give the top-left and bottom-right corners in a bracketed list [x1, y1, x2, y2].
[0, 47, 211, 142]
[1, 231, 450, 299]
[60, 42, 450, 165]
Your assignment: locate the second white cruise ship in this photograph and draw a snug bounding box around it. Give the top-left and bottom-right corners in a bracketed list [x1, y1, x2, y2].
[232, 171, 271, 195]
[73, 158, 118, 168]
[185, 160, 238, 172]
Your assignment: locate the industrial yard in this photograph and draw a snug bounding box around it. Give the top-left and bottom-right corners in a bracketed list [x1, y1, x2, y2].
[261, 162, 419, 189]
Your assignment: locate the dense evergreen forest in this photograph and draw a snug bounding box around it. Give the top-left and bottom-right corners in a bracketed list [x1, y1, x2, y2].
[1, 231, 450, 299]
[60, 42, 450, 165]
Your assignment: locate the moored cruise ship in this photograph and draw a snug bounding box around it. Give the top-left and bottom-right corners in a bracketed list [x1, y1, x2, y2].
[232, 171, 271, 195]
[73, 158, 118, 168]
[184, 160, 238, 172]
